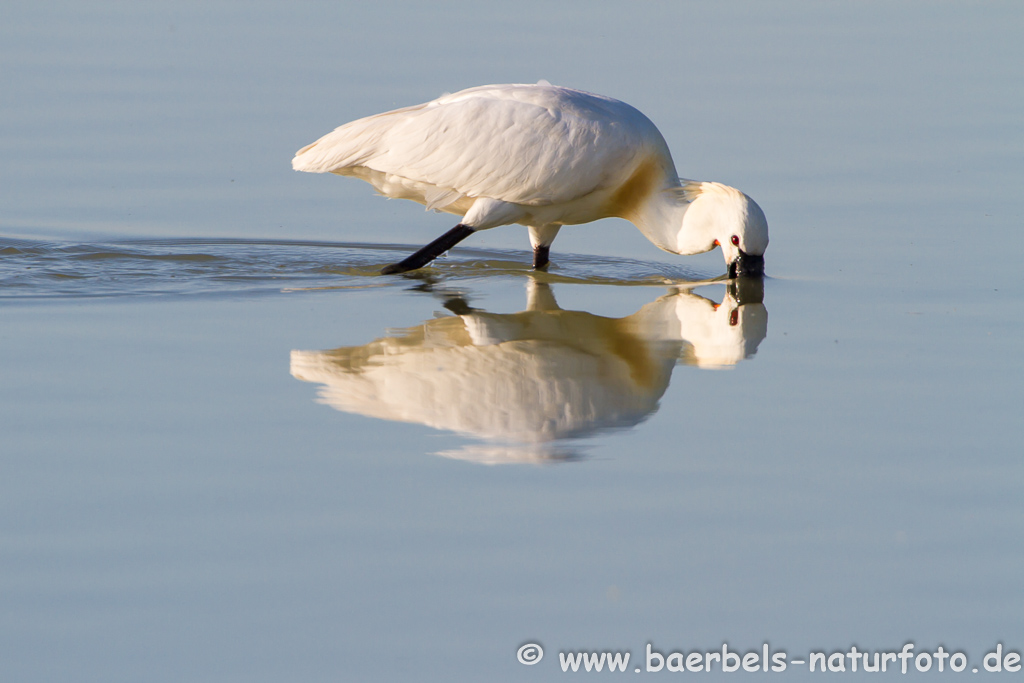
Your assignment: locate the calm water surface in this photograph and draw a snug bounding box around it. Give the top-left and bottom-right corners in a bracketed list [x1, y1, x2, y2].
[2, 2, 1022, 681]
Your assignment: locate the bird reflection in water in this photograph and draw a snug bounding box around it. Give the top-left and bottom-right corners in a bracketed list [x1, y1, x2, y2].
[290, 278, 766, 464]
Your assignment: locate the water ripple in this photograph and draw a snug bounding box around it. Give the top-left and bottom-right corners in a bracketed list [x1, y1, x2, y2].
[0, 237, 720, 299]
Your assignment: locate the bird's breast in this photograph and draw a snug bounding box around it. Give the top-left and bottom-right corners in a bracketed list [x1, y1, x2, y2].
[602, 158, 664, 222]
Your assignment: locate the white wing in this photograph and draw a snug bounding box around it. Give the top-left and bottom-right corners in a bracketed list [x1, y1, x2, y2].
[292, 84, 668, 207]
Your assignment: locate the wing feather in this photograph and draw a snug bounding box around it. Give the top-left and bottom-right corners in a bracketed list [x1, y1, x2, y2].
[292, 84, 663, 207]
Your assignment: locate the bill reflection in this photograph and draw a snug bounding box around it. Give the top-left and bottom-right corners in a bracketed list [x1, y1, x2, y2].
[291, 278, 767, 464]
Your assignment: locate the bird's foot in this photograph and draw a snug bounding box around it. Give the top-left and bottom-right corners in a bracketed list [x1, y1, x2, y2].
[532, 244, 550, 270]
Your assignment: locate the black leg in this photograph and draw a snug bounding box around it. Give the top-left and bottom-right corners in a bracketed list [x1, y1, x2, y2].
[381, 224, 475, 275]
[532, 244, 550, 270]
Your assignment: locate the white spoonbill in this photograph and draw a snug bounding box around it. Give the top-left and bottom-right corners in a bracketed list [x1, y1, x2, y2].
[292, 83, 768, 277]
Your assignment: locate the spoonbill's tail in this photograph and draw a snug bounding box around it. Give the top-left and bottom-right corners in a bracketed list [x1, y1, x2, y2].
[380, 224, 476, 275]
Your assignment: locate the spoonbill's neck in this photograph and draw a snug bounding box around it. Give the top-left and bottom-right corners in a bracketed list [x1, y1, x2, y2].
[631, 188, 694, 255]
[633, 181, 758, 257]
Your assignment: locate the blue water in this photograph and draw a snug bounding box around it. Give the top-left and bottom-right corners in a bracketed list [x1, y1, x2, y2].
[2, 2, 1022, 681]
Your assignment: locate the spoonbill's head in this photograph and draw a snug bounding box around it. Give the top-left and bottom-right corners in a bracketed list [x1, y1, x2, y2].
[680, 183, 769, 278]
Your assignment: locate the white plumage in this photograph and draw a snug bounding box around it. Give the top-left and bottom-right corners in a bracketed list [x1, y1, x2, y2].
[293, 83, 768, 277]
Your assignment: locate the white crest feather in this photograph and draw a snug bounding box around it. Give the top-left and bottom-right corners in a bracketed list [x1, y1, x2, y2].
[663, 181, 705, 204]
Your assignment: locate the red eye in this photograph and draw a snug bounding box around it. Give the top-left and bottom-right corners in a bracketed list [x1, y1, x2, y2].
[731, 235, 740, 246]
